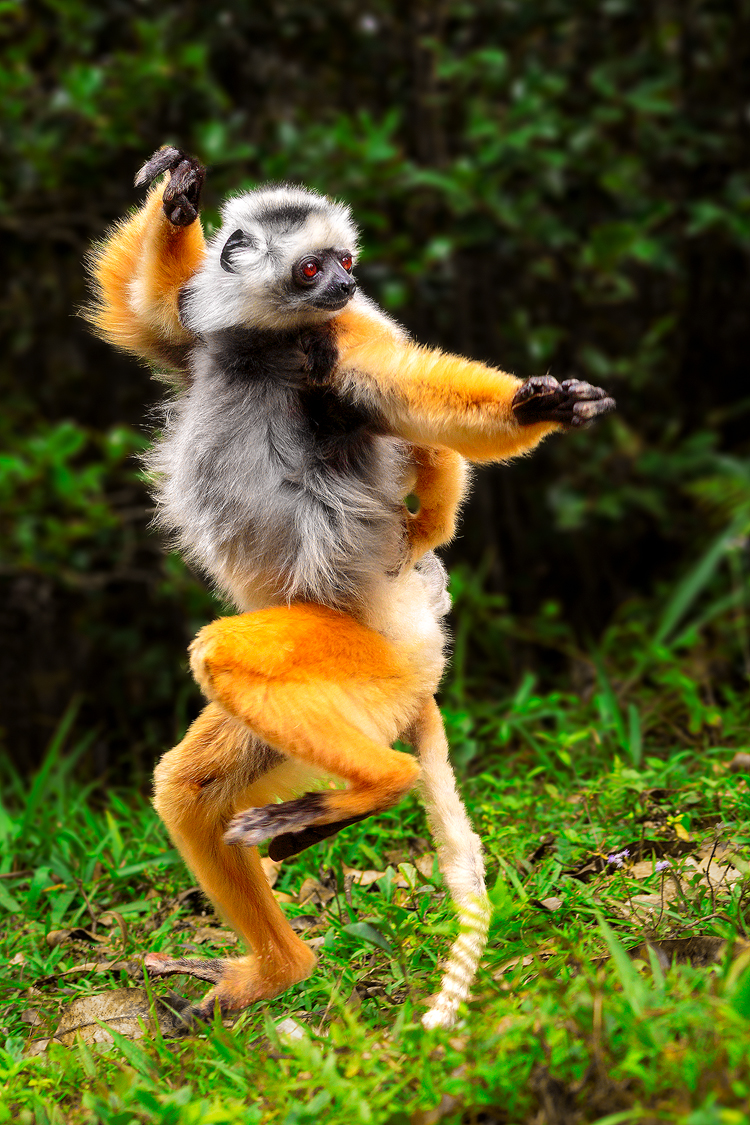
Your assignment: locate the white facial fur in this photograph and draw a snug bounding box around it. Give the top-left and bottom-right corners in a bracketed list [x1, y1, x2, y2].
[179, 184, 359, 334]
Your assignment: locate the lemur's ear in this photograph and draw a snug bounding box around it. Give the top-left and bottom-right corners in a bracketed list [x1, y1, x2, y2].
[220, 229, 257, 273]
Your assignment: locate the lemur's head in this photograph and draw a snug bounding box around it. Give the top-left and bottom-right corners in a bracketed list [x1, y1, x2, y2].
[179, 185, 359, 334]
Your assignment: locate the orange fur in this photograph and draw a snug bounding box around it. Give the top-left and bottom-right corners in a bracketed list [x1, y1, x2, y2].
[190, 606, 423, 822]
[406, 445, 470, 562]
[87, 183, 205, 367]
[152, 702, 316, 1014]
[90, 167, 585, 1024]
[334, 303, 557, 462]
[151, 607, 425, 1017]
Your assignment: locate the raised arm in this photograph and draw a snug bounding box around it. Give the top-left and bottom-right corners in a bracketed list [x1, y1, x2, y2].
[333, 299, 614, 463]
[86, 148, 206, 370]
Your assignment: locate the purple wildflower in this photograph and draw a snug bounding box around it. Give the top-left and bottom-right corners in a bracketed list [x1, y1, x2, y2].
[606, 848, 630, 868]
[655, 859, 671, 872]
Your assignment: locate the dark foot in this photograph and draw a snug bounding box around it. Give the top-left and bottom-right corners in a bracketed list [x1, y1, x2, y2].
[224, 792, 328, 848]
[269, 812, 370, 861]
[226, 793, 376, 857]
[512, 376, 615, 427]
[135, 146, 205, 226]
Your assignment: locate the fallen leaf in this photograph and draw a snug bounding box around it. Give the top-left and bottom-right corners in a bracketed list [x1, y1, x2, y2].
[36, 959, 138, 985]
[690, 854, 742, 887]
[46, 929, 107, 948]
[414, 853, 438, 879]
[635, 935, 748, 969]
[19, 1010, 44, 1027]
[297, 877, 336, 906]
[98, 912, 129, 946]
[27, 987, 182, 1052]
[343, 866, 387, 887]
[614, 892, 672, 921]
[493, 954, 535, 979]
[288, 914, 320, 933]
[276, 1016, 306, 1041]
[629, 860, 661, 880]
[191, 926, 238, 946]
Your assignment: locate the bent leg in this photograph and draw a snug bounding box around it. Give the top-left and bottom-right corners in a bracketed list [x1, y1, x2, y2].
[189, 604, 425, 852]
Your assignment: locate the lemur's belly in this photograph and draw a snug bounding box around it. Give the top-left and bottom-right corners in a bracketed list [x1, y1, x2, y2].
[361, 556, 450, 700]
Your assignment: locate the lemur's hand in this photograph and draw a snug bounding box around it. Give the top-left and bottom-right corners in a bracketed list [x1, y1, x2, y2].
[135, 147, 205, 227]
[512, 376, 616, 428]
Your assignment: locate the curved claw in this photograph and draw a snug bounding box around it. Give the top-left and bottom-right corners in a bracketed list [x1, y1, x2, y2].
[570, 395, 617, 425]
[135, 146, 186, 187]
[134, 146, 205, 227]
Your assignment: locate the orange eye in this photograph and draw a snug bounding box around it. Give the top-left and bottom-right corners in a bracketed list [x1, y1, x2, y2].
[341, 254, 353, 272]
[301, 259, 320, 278]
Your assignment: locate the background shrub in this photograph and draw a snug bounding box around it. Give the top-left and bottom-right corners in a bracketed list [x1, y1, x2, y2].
[2, 0, 748, 773]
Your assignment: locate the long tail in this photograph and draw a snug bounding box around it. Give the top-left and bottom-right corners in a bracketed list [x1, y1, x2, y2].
[414, 698, 492, 1030]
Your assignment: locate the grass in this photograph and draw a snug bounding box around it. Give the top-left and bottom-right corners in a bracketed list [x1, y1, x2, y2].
[2, 545, 750, 1124]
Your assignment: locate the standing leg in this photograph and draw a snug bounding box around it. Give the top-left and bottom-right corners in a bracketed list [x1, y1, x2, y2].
[149, 702, 316, 1020]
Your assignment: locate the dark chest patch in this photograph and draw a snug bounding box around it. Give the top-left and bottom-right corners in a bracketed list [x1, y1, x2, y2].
[210, 323, 379, 446]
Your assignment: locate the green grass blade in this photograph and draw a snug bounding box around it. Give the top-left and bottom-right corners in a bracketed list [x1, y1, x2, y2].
[595, 910, 648, 1021]
[654, 515, 746, 647]
[627, 704, 642, 768]
[19, 698, 81, 837]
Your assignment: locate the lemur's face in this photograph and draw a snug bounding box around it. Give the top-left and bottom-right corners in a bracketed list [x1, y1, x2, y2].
[179, 187, 360, 334]
[290, 248, 356, 312]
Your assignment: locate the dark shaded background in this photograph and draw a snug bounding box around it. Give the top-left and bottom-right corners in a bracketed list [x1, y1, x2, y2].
[2, 0, 749, 776]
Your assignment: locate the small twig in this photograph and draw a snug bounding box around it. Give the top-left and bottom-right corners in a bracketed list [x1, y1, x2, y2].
[672, 912, 735, 931]
[706, 837, 719, 913]
[734, 882, 749, 938]
[657, 870, 667, 926]
[0, 869, 32, 881]
[98, 911, 129, 948]
[668, 870, 689, 908]
[317, 967, 349, 1031]
[580, 795, 602, 852]
[74, 878, 99, 931]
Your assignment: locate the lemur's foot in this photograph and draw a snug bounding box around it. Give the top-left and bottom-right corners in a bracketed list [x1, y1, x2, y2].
[135, 146, 205, 226]
[224, 792, 328, 849]
[224, 792, 368, 859]
[513, 376, 616, 427]
[143, 947, 317, 1029]
[268, 813, 369, 861]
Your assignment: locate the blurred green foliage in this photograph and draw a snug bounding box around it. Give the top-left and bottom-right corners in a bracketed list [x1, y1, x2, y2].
[1, 0, 748, 772]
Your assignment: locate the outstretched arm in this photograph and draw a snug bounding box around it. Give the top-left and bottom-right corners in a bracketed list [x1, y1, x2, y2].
[86, 148, 206, 369]
[333, 299, 615, 463]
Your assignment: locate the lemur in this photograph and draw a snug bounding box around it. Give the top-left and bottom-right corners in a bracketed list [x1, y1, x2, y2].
[87, 148, 615, 1030]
